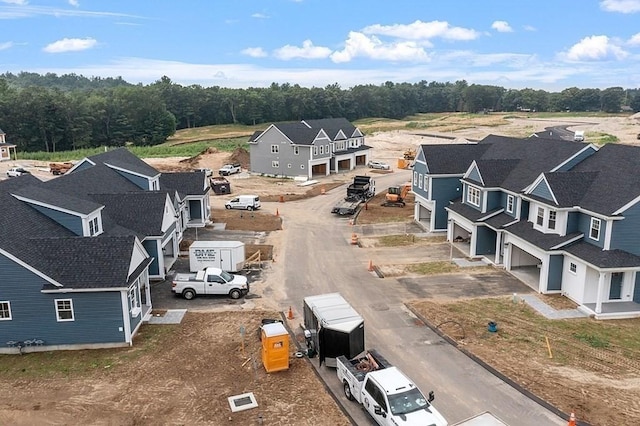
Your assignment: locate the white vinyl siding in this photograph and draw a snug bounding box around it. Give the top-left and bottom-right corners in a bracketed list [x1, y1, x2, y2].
[293, 146, 299, 155]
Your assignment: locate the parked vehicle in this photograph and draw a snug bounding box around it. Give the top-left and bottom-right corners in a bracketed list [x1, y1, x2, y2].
[196, 168, 213, 177]
[367, 160, 391, 170]
[332, 175, 375, 215]
[189, 240, 245, 272]
[210, 176, 231, 194]
[171, 267, 249, 300]
[381, 183, 411, 207]
[49, 162, 73, 175]
[6, 167, 30, 177]
[225, 195, 261, 210]
[337, 349, 448, 426]
[219, 163, 242, 176]
[573, 130, 585, 142]
[303, 293, 365, 367]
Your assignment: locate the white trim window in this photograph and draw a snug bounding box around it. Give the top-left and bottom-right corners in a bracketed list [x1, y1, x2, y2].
[271, 160, 279, 168]
[320, 145, 324, 155]
[293, 146, 299, 155]
[0, 301, 11, 320]
[55, 299, 75, 322]
[506, 195, 514, 213]
[313, 146, 318, 156]
[89, 217, 100, 236]
[300, 165, 305, 169]
[287, 163, 292, 168]
[270, 145, 279, 154]
[129, 287, 141, 317]
[418, 174, 423, 189]
[423, 175, 428, 192]
[536, 207, 544, 226]
[590, 217, 601, 240]
[569, 262, 577, 274]
[413, 171, 418, 184]
[548, 210, 557, 230]
[467, 186, 480, 207]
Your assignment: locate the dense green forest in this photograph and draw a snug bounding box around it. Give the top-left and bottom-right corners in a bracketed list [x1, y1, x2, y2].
[0, 71, 638, 153]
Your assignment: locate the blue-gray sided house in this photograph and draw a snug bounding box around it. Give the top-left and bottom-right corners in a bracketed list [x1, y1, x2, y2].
[419, 134, 640, 319]
[248, 118, 371, 179]
[0, 148, 211, 353]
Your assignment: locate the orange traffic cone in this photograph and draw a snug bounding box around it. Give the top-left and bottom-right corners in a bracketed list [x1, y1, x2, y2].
[568, 412, 576, 426]
[368, 260, 374, 272]
[321, 185, 326, 195]
[275, 208, 279, 217]
[351, 233, 358, 245]
[287, 306, 294, 320]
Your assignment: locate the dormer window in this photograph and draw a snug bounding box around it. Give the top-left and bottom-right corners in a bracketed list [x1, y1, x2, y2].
[89, 217, 100, 236]
[467, 186, 480, 207]
[506, 195, 514, 213]
[536, 207, 544, 226]
[548, 211, 556, 230]
[590, 217, 601, 240]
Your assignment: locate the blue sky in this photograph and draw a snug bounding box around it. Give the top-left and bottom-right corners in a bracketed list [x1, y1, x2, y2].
[0, 0, 639, 90]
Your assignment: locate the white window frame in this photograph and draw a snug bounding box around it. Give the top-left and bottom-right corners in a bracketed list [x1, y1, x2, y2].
[467, 186, 480, 207]
[418, 174, 423, 189]
[423, 175, 428, 192]
[313, 146, 318, 156]
[320, 145, 324, 155]
[129, 287, 141, 317]
[0, 301, 11, 320]
[55, 299, 75, 322]
[569, 262, 577, 274]
[536, 207, 544, 226]
[293, 146, 299, 155]
[89, 217, 99, 236]
[590, 217, 601, 240]
[300, 165, 305, 169]
[287, 163, 292, 168]
[506, 195, 514, 213]
[271, 160, 279, 168]
[548, 210, 557, 230]
[413, 171, 418, 184]
[270, 144, 279, 154]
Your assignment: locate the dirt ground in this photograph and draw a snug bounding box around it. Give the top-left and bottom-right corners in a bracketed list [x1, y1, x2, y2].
[2, 114, 639, 425]
[0, 311, 351, 426]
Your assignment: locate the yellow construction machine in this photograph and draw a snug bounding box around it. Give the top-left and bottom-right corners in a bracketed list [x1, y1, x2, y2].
[397, 148, 416, 169]
[381, 183, 411, 207]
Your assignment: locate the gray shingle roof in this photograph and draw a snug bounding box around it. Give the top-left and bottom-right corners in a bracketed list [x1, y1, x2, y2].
[160, 171, 208, 198]
[542, 171, 599, 207]
[469, 159, 520, 187]
[272, 121, 321, 145]
[484, 213, 518, 229]
[564, 241, 640, 268]
[446, 200, 503, 222]
[12, 184, 102, 215]
[303, 118, 357, 140]
[504, 221, 582, 250]
[90, 192, 169, 237]
[45, 162, 143, 196]
[87, 147, 160, 178]
[419, 144, 490, 174]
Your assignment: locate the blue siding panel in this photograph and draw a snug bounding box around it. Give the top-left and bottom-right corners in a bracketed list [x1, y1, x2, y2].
[143, 239, 160, 276]
[634, 274, 640, 303]
[432, 177, 463, 230]
[0, 255, 125, 346]
[548, 255, 563, 291]
[29, 204, 83, 235]
[476, 226, 496, 255]
[610, 202, 640, 256]
[467, 165, 482, 184]
[520, 200, 530, 221]
[556, 147, 597, 171]
[567, 212, 580, 233]
[115, 170, 149, 190]
[189, 200, 201, 219]
[530, 180, 555, 202]
[576, 213, 606, 249]
[486, 191, 502, 211]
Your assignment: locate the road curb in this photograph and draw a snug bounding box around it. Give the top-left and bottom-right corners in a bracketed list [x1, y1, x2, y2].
[406, 304, 591, 426]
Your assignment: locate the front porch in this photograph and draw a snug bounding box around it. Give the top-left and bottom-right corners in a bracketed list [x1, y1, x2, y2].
[580, 301, 640, 320]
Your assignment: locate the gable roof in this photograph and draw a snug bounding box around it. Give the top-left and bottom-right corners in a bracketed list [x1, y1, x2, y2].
[538, 171, 599, 207]
[468, 159, 520, 187]
[160, 171, 208, 198]
[12, 184, 103, 216]
[302, 118, 357, 140]
[564, 241, 640, 268]
[90, 192, 170, 237]
[85, 147, 160, 178]
[273, 121, 322, 145]
[419, 143, 489, 174]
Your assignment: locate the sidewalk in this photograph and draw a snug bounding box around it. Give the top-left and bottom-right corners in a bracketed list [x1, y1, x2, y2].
[520, 295, 588, 319]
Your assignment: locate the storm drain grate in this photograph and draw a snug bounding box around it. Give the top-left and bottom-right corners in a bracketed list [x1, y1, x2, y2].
[228, 392, 258, 412]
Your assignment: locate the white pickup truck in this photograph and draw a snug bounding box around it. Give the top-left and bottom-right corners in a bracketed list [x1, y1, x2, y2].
[218, 163, 241, 176]
[171, 267, 249, 300]
[337, 349, 448, 426]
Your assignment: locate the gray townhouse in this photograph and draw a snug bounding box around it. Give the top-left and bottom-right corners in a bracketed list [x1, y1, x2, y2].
[249, 118, 371, 179]
[0, 147, 210, 353]
[413, 135, 640, 319]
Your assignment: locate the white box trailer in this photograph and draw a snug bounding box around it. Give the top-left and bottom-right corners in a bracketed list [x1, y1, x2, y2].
[189, 241, 245, 272]
[303, 293, 365, 368]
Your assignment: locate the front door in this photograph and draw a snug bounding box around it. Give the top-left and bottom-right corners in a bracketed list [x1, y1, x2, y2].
[221, 249, 232, 271]
[609, 272, 623, 300]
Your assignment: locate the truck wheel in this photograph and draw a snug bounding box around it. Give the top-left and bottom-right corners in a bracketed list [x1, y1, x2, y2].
[229, 289, 242, 299]
[343, 381, 354, 401]
[246, 206, 253, 211]
[225, 205, 231, 210]
[183, 289, 196, 300]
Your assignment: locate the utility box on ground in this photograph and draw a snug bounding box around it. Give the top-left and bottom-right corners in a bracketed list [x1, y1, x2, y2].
[189, 240, 245, 272]
[261, 322, 290, 373]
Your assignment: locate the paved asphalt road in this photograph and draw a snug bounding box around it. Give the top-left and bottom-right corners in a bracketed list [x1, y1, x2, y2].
[274, 170, 566, 426]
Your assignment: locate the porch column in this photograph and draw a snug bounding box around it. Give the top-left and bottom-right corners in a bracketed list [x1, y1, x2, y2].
[494, 231, 502, 265]
[595, 271, 605, 314]
[469, 226, 477, 258]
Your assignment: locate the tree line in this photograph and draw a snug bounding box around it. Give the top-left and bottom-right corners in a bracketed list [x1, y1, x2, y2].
[0, 72, 638, 153]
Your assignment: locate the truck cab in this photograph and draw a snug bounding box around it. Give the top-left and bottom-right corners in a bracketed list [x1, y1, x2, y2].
[172, 267, 249, 300]
[361, 368, 447, 425]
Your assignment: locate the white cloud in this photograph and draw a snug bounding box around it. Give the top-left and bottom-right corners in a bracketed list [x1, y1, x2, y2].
[68, 0, 79, 6]
[491, 21, 513, 33]
[600, 0, 640, 13]
[241, 47, 267, 58]
[628, 32, 640, 46]
[523, 25, 537, 32]
[1, 0, 28, 4]
[331, 31, 430, 63]
[564, 35, 628, 61]
[251, 12, 269, 19]
[362, 20, 480, 41]
[43, 37, 97, 53]
[273, 40, 332, 60]
[0, 41, 13, 50]
[0, 5, 143, 19]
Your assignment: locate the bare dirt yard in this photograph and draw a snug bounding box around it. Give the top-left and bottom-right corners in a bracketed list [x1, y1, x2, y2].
[2, 114, 639, 425]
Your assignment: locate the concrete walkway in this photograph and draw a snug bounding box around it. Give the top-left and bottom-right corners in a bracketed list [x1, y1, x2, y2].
[146, 309, 187, 324]
[520, 295, 588, 319]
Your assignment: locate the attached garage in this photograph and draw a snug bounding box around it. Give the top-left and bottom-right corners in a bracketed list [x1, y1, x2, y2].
[337, 159, 350, 171]
[506, 243, 543, 291]
[311, 163, 327, 176]
[355, 154, 367, 166]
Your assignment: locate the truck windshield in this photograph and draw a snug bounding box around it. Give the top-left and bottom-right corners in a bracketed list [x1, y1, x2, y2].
[220, 271, 234, 282]
[388, 388, 429, 416]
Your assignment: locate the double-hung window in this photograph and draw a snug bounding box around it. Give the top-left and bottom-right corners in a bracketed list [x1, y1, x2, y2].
[548, 211, 557, 230]
[0, 301, 11, 320]
[55, 299, 74, 322]
[536, 207, 544, 226]
[506, 195, 514, 214]
[590, 218, 601, 240]
[467, 186, 480, 207]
